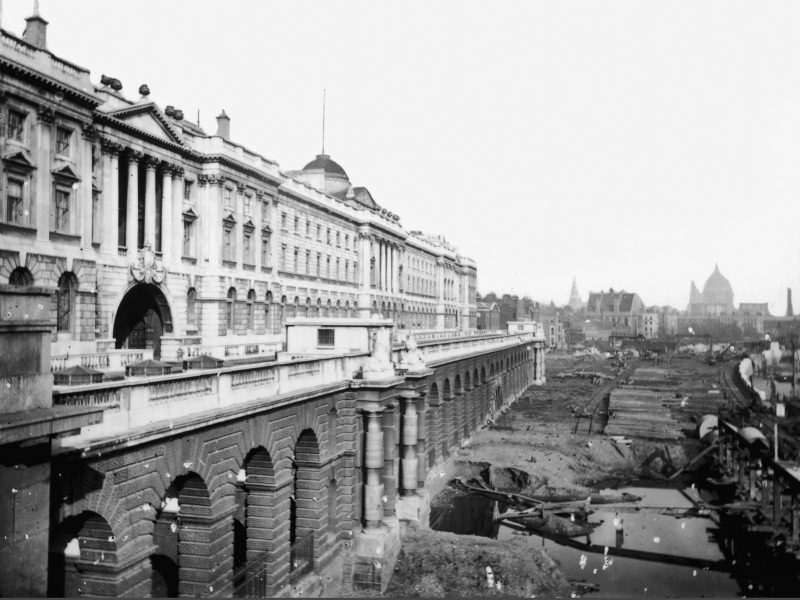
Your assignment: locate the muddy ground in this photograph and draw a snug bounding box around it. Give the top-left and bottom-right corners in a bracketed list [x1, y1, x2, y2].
[377, 353, 724, 597]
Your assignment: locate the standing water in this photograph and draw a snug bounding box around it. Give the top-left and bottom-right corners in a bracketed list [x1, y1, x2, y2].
[434, 485, 742, 597]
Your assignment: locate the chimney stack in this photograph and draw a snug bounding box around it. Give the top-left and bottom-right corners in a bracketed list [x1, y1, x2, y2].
[22, 0, 48, 49]
[787, 288, 794, 317]
[216, 110, 230, 140]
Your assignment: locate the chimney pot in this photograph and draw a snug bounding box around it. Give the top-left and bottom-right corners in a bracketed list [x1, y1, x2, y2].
[23, 7, 49, 50]
[216, 110, 231, 140]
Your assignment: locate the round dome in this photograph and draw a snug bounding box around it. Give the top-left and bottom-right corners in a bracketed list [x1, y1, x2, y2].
[701, 264, 734, 305]
[302, 154, 348, 179]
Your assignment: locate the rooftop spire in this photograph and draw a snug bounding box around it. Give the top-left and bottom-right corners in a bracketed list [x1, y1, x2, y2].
[321, 88, 326, 155]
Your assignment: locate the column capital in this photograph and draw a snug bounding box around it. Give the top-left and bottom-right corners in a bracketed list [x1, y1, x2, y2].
[80, 122, 97, 141]
[197, 173, 210, 186]
[37, 104, 55, 124]
[143, 155, 159, 169]
[100, 138, 124, 155]
[171, 165, 185, 178]
[126, 149, 143, 162]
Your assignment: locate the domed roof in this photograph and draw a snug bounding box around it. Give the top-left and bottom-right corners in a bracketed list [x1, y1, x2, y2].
[302, 154, 348, 179]
[701, 264, 734, 304]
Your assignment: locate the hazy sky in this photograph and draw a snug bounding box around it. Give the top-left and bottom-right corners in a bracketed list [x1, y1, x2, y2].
[5, 1, 800, 313]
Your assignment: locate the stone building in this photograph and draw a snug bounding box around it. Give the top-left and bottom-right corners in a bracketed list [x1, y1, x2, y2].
[583, 289, 646, 336]
[0, 6, 477, 368]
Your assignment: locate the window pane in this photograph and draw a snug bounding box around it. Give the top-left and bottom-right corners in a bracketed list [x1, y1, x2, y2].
[7, 179, 23, 223]
[54, 189, 70, 231]
[8, 110, 25, 142]
[56, 127, 71, 155]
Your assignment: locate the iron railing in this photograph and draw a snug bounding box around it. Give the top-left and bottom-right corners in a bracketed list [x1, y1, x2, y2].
[289, 533, 314, 580]
[230, 549, 270, 598]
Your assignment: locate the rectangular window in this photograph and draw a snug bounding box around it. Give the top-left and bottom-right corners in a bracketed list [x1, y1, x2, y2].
[293, 248, 299, 272]
[92, 190, 101, 244]
[224, 187, 233, 209]
[53, 188, 70, 231]
[280, 244, 286, 269]
[184, 180, 193, 201]
[326, 228, 331, 244]
[261, 237, 270, 267]
[281, 212, 287, 230]
[316, 252, 321, 277]
[336, 231, 340, 247]
[183, 220, 194, 256]
[55, 126, 72, 156]
[305, 250, 311, 274]
[306, 220, 311, 237]
[7, 109, 25, 142]
[345, 234, 349, 249]
[223, 225, 234, 261]
[6, 178, 24, 224]
[244, 193, 252, 216]
[316, 224, 321, 240]
[326, 256, 331, 278]
[317, 328, 335, 347]
[294, 216, 299, 233]
[243, 232, 253, 263]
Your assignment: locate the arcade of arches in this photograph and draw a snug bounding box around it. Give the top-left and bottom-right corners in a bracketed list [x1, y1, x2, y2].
[48, 343, 542, 596]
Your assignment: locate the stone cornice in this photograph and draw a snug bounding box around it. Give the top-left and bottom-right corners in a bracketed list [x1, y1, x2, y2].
[0, 54, 100, 109]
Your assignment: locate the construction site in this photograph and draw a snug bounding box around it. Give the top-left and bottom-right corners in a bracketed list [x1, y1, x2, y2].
[390, 349, 800, 598]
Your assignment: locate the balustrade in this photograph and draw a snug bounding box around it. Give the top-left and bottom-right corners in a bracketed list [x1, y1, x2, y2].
[149, 376, 215, 403]
[231, 367, 276, 390]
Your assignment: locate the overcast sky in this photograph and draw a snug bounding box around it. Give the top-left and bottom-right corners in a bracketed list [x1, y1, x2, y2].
[5, 1, 800, 313]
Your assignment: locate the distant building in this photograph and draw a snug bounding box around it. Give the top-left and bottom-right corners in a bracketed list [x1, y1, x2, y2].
[533, 304, 567, 350]
[584, 289, 646, 337]
[688, 264, 735, 316]
[567, 277, 584, 311]
[476, 300, 500, 330]
[642, 310, 659, 339]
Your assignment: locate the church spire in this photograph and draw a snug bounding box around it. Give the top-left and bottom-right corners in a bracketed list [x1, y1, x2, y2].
[568, 277, 584, 311]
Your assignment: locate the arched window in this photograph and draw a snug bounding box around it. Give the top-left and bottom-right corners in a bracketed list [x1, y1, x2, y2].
[56, 272, 77, 333]
[247, 289, 256, 332]
[226, 288, 236, 332]
[8, 266, 33, 286]
[186, 288, 197, 331]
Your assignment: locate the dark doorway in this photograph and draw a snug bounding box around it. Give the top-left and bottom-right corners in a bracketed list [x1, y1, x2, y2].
[150, 554, 178, 598]
[113, 283, 172, 359]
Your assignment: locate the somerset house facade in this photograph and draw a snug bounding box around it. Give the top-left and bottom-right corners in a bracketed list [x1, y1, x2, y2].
[0, 7, 478, 369]
[0, 7, 550, 600]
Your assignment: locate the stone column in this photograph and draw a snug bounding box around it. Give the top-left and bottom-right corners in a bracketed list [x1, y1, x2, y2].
[144, 156, 157, 248]
[80, 127, 94, 249]
[382, 405, 398, 521]
[35, 111, 54, 241]
[415, 393, 428, 488]
[126, 151, 141, 252]
[100, 140, 122, 254]
[161, 164, 173, 262]
[172, 167, 184, 261]
[400, 396, 418, 495]
[363, 410, 384, 531]
[235, 185, 245, 267]
[389, 245, 395, 293]
[357, 230, 372, 317]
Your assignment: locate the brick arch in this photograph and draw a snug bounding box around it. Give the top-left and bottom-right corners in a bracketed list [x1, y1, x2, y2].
[49, 510, 120, 597]
[25, 253, 66, 288]
[0, 250, 21, 281]
[454, 374, 463, 394]
[442, 378, 452, 398]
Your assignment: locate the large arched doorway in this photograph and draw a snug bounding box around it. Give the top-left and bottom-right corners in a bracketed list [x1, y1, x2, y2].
[113, 283, 173, 359]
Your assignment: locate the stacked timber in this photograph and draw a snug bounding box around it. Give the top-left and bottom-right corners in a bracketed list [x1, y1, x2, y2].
[605, 387, 684, 440]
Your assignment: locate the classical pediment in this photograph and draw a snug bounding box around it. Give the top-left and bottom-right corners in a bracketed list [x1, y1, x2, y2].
[51, 163, 81, 182]
[106, 102, 185, 146]
[1, 150, 36, 172]
[243, 218, 255, 231]
[222, 212, 237, 226]
[182, 207, 198, 221]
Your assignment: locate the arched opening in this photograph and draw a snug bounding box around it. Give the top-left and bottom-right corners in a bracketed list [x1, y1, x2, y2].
[56, 271, 78, 334]
[186, 287, 197, 332]
[225, 287, 237, 333]
[247, 289, 256, 332]
[150, 472, 220, 597]
[113, 283, 173, 358]
[150, 554, 179, 598]
[291, 429, 323, 579]
[8, 265, 33, 286]
[454, 375, 463, 395]
[48, 511, 118, 598]
[232, 447, 276, 597]
[428, 383, 439, 467]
